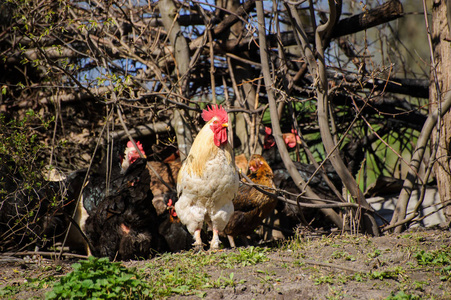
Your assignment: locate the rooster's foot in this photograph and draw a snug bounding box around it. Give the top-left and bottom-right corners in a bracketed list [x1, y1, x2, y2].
[192, 229, 204, 252]
[209, 228, 222, 250]
[209, 237, 221, 250]
[209, 244, 221, 251]
[192, 243, 204, 252]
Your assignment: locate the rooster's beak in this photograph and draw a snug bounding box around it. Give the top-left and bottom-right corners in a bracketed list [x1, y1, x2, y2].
[222, 123, 228, 128]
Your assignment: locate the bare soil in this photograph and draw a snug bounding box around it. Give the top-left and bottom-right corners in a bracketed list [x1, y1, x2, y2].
[1, 228, 450, 299]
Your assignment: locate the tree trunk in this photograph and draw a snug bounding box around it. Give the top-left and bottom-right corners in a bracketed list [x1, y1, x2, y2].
[159, 0, 193, 160]
[431, 0, 451, 222]
[217, 0, 262, 158]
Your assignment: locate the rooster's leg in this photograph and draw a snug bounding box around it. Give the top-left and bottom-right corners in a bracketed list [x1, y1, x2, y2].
[210, 229, 221, 250]
[193, 229, 203, 249]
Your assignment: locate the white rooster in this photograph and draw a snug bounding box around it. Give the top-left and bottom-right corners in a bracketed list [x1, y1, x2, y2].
[175, 105, 239, 250]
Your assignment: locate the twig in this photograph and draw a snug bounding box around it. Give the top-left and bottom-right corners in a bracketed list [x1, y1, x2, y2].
[302, 259, 361, 273]
[390, 91, 451, 232]
[384, 198, 451, 232]
[116, 103, 176, 193]
[240, 173, 375, 212]
[59, 107, 116, 260]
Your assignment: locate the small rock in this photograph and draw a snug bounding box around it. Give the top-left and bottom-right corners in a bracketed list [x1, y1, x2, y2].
[235, 284, 247, 293]
[208, 290, 224, 299]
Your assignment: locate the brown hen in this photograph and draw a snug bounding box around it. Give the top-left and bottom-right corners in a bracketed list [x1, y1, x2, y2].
[147, 160, 181, 216]
[223, 154, 277, 247]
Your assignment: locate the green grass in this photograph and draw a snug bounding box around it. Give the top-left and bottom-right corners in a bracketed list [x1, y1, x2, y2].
[367, 249, 382, 259]
[368, 267, 405, 280]
[313, 267, 405, 286]
[0, 264, 60, 298]
[414, 249, 451, 267]
[331, 250, 356, 261]
[414, 248, 451, 281]
[41, 246, 269, 299]
[314, 274, 336, 285]
[385, 291, 421, 300]
[142, 246, 268, 297]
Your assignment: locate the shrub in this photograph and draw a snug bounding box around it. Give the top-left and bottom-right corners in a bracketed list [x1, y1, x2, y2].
[46, 256, 152, 299]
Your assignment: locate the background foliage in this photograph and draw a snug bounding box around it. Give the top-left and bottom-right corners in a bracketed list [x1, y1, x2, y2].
[0, 0, 439, 245]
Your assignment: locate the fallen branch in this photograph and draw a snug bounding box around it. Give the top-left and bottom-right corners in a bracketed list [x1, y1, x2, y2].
[1, 251, 88, 259]
[273, 256, 361, 273]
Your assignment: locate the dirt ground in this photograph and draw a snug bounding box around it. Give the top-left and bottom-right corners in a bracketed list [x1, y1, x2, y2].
[1, 228, 450, 299]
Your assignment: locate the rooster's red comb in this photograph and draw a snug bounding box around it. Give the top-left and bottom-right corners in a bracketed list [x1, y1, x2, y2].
[201, 104, 228, 123]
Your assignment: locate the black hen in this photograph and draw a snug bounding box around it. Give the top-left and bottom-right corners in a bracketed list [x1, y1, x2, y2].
[60, 142, 127, 255]
[84, 158, 167, 260]
[82, 142, 127, 215]
[273, 161, 342, 201]
[270, 161, 343, 235]
[0, 154, 86, 252]
[157, 192, 192, 253]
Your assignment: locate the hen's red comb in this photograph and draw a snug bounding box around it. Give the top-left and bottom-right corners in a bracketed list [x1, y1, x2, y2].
[265, 127, 272, 135]
[201, 104, 228, 123]
[127, 140, 144, 152]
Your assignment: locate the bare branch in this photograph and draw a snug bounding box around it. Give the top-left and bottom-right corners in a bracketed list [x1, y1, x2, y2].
[257, 1, 345, 230]
[331, 0, 403, 39]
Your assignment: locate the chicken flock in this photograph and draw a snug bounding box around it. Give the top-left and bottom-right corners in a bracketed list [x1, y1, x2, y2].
[0, 104, 343, 260]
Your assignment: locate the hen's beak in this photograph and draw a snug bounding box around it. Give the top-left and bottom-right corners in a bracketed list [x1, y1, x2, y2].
[222, 123, 228, 128]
